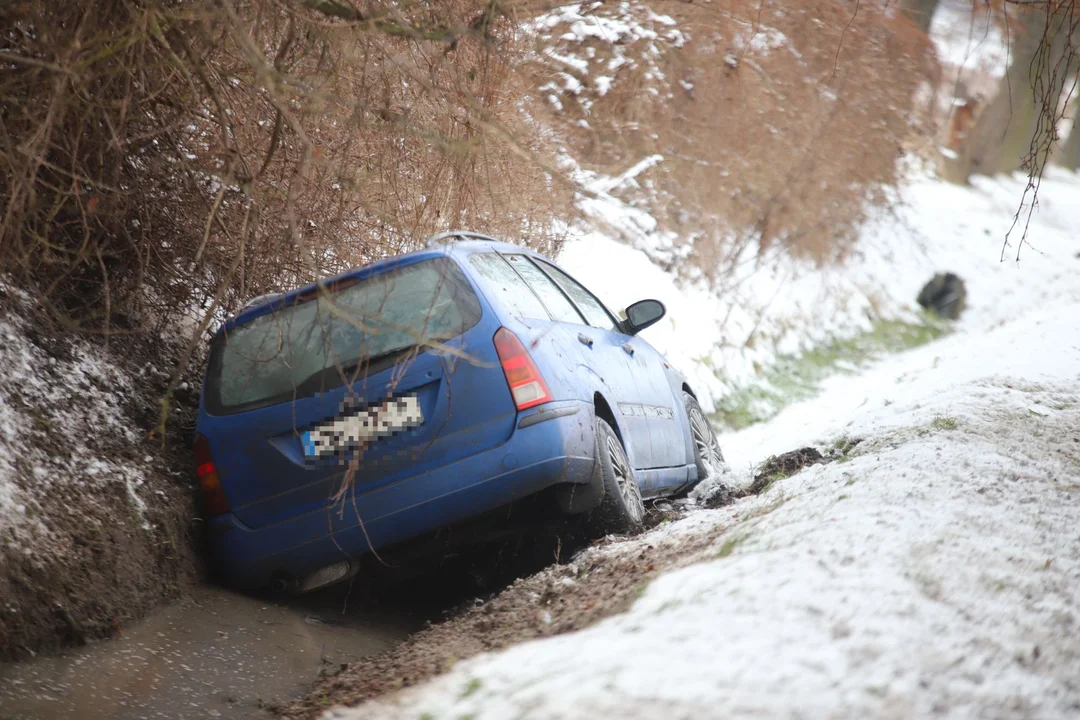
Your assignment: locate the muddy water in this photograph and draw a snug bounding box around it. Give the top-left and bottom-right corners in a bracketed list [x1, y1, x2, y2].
[0, 587, 416, 719]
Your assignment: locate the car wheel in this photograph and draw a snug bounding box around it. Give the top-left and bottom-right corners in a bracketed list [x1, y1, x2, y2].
[587, 418, 645, 536]
[682, 391, 728, 492]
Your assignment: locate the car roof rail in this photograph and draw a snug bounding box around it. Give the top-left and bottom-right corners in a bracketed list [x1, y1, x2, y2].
[425, 229, 501, 248]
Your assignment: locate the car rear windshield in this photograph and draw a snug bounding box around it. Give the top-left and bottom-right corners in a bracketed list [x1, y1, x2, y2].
[205, 258, 482, 415]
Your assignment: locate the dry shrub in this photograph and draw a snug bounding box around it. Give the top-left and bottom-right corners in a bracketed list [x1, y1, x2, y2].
[525, 0, 936, 280]
[0, 0, 569, 336]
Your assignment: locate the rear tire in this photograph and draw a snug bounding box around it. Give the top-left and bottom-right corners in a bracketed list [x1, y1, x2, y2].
[586, 418, 645, 536]
[681, 391, 728, 494]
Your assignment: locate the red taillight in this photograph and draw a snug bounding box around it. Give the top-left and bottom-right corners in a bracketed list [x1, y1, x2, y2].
[193, 433, 231, 517]
[493, 328, 553, 411]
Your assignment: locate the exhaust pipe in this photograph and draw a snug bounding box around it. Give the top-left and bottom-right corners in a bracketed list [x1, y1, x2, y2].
[269, 575, 298, 594]
[298, 560, 359, 593]
[269, 560, 357, 595]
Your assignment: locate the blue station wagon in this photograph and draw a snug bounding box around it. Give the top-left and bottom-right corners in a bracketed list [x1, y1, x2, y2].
[195, 231, 728, 593]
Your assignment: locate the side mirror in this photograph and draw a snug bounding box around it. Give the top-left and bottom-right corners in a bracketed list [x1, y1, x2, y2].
[624, 299, 666, 335]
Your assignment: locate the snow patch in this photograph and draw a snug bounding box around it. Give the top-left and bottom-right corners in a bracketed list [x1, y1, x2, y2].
[526, 2, 685, 114]
[557, 168, 1080, 415]
[930, 3, 1009, 79]
[0, 292, 159, 554]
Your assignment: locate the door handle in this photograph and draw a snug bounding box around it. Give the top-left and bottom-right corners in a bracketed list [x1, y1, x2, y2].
[622, 343, 635, 356]
[578, 333, 594, 347]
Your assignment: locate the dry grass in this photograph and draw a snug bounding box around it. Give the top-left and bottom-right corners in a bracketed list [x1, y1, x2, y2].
[0, 0, 944, 410]
[1, 0, 941, 330]
[0, 0, 570, 338]
[524, 0, 937, 280]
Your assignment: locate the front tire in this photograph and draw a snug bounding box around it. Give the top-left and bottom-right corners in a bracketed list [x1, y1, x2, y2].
[586, 418, 645, 536]
[682, 391, 728, 493]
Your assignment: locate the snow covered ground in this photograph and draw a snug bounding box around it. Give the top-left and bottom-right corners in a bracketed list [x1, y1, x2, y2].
[559, 168, 1080, 418]
[326, 173, 1080, 718]
[548, 0, 1069, 419]
[0, 290, 156, 547]
[930, 0, 1008, 79]
[0, 288, 198, 659]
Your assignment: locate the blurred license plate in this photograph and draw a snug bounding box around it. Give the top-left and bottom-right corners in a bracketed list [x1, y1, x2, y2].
[301, 395, 424, 459]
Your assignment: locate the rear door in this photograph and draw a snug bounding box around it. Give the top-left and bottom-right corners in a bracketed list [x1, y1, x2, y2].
[466, 252, 656, 470]
[534, 259, 684, 468]
[199, 256, 517, 529]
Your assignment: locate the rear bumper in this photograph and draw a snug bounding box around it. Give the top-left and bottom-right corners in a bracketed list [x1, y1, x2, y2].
[207, 400, 596, 589]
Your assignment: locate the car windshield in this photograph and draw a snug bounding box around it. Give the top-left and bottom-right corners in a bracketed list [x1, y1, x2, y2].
[205, 258, 482, 414]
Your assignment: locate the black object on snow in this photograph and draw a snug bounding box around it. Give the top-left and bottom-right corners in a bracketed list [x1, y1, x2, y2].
[917, 272, 966, 320]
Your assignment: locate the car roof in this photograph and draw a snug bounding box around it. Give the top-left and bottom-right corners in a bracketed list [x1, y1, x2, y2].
[224, 235, 547, 331]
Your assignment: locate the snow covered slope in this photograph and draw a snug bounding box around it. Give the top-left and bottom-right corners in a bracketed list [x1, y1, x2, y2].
[558, 169, 1080, 417]
[327, 173, 1080, 718]
[0, 289, 197, 658]
[0, 295, 156, 547]
[539, 0, 1071, 422]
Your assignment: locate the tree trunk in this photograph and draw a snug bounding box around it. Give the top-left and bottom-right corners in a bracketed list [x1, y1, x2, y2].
[1056, 88, 1080, 170]
[1059, 124, 1080, 170]
[906, 0, 942, 127]
[903, 0, 940, 34]
[962, 9, 1073, 180]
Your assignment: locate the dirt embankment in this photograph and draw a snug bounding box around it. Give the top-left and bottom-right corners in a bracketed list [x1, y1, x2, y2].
[277, 503, 733, 719]
[0, 292, 203, 661]
[279, 439, 866, 718]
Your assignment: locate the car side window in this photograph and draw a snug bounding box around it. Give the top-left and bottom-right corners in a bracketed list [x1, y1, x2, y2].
[535, 260, 619, 331]
[468, 252, 551, 321]
[503, 255, 585, 325]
